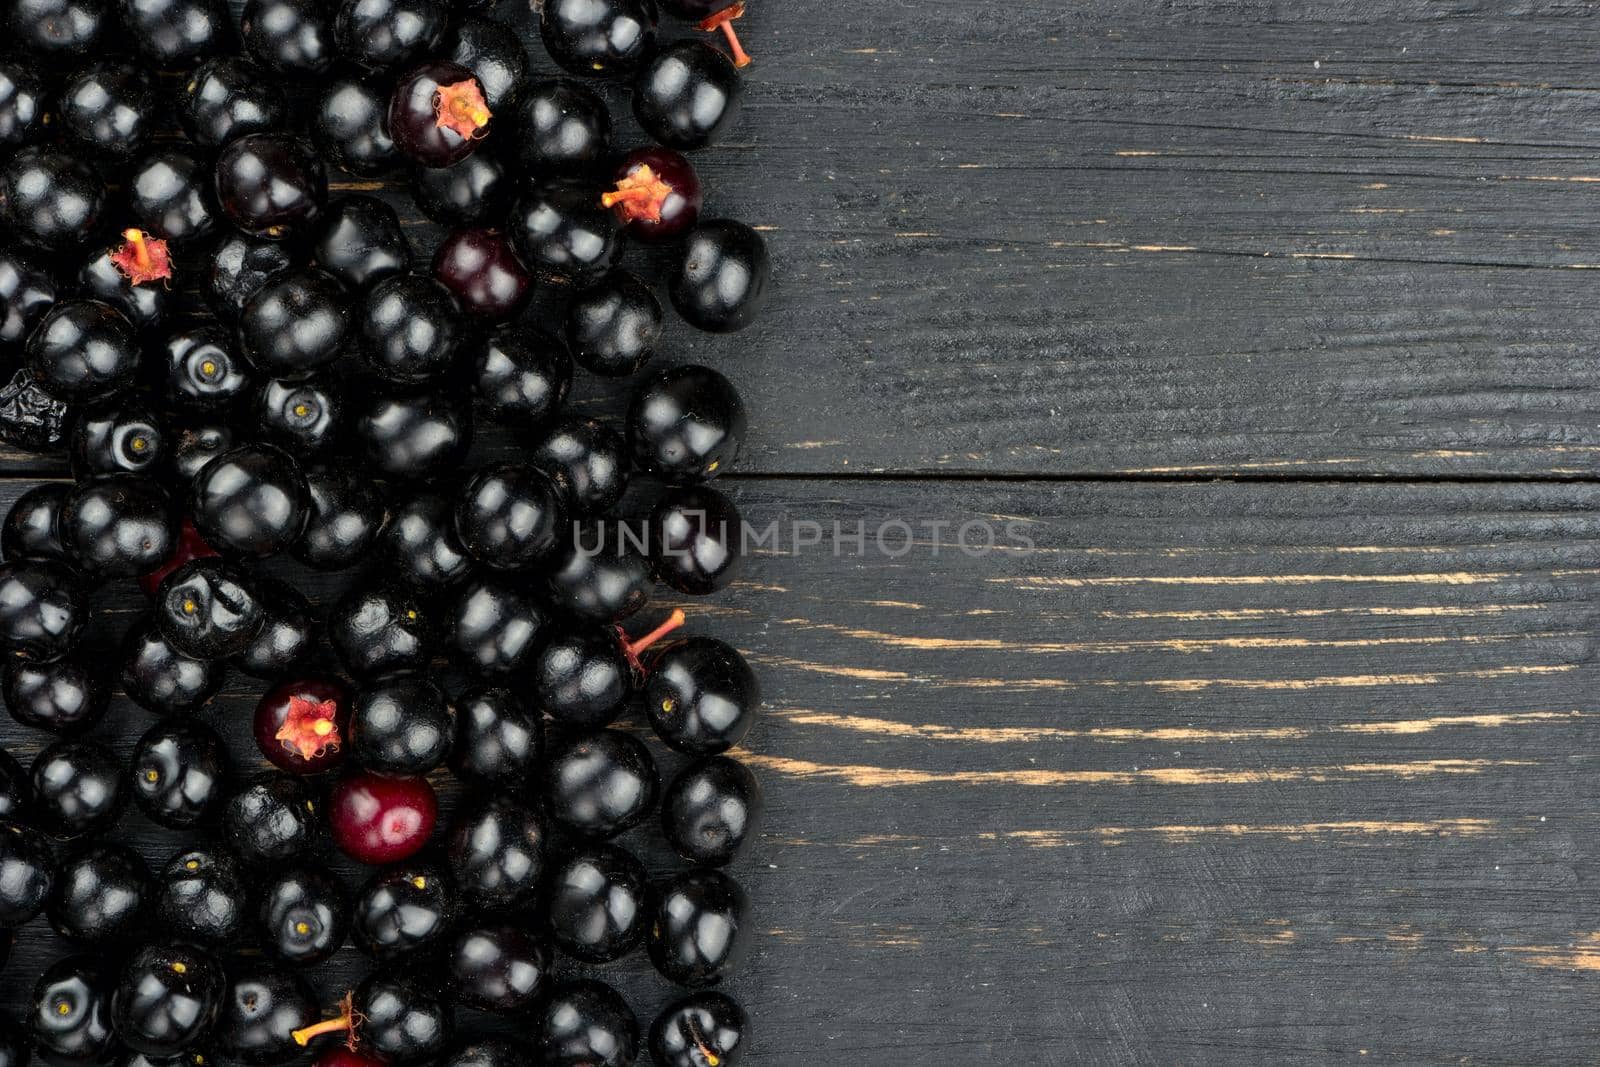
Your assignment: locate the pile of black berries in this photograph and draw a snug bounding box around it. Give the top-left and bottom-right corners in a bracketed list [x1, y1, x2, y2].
[0, 0, 768, 1059]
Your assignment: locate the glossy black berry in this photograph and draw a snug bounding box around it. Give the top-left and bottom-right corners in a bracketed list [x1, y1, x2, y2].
[335, 0, 448, 71]
[122, 619, 226, 715]
[130, 148, 220, 245]
[447, 793, 546, 911]
[634, 41, 742, 150]
[453, 463, 564, 570]
[153, 846, 249, 946]
[30, 739, 124, 839]
[0, 561, 85, 661]
[389, 61, 491, 168]
[350, 676, 452, 775]
[314, 78, 401, 177]
[191, 444, 309, 558]
[448, 686, 542, 789]
[543, 728, 658, 838]
[312, 196, 410, 291]
[438, 1039, 531, 1067]
[295, 464, 384, 569]
[60, 476, 175, 579]
[0, 64, 52, 149]
[156, 558, 265, 660]
[361, 274, 463, 383]
[0, 251, 56, 355]
[566, 271, 662, 376]
[168, 423, 234, 484]
[120, 0, 233, 68]
[510, 179, 623, 284]
[237, 268, 351, 378]
[650, 483, 743, 594]
[546, 843, 648, 962]
[433, 228, 531, 320]
[532, 415, 628, 515]
[535, 630, 632, 727]
[216, 134, 327, 240]
[627, 363, 747, 481]
[129, 719, 228, 829]
[448, 925, 549, 1014]
[353, 389, 472, 480]
[546, 525, 652, 621]
[411, 152, 512, 227]
[645, 636, 757, 754]
[351, 863, 454, 959]
[27, 301, 139, 404]
[4, 657, 106, 735]
[47, 843, 148, 945]
[535, 980, 636, 1067]
[346, 972, 452, 1065]
[649, 992, 748, 1067]
[8, 0, 106, 55]
[381, 492, 473, 589]
[222, 775, 318, 867]
[0, 747, 29, 821]
[111, 942, 224, 1057]
[469, 328, 571, 427]
[256, 377, 342, 455]
[29, 955, 115, 1067]
[672, 219, 769, 332]
[541, 0, 655, 78]
[3, 483, 68, 564]
[178, 57, 287, 147]
[0, 148, 105, 252]
[511, 79, 610, 174]
[203, 232, 297, 323]
[0, 821, 56, 925]
[446, 577, 547, 678]
[329, 582, 432, 679]
[162, 327, 252, 412]
[259, 866, 348, 966]
[445, 15, 526, 113]
[233, 578, 317, 678]
[212, 961, 315, 1066]
[662, 755, 760, 866]
[241, 0, 335, 80]
[648, 868, 748, 986]
[78, 245, 173, 334]
[60, 63, 156, 160]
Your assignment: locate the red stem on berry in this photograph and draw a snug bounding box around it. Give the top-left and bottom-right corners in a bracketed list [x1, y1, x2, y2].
[601, 164, 673, 224]
[619, 608, 687, 672]
[698, 2, 751, 68]
[432, 80, 493, 140]
[292, 993, 361, 1049]
[108, 228, 174, 286]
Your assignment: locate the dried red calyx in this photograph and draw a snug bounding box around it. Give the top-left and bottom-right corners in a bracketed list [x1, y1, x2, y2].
[699, 2, 751, 68]
[618, 607, 687, 674]
[275, 694, 343, 762]
[432, 79, 492, 140]
[108, 228, 173, 286]
[601, 165, 675, 224]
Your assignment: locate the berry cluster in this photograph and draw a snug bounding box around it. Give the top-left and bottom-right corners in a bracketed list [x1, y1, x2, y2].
[0, 0, 767, 1061]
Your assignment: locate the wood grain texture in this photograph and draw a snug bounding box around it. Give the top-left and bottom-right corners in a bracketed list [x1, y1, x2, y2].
[2, 478, 1597, 1064]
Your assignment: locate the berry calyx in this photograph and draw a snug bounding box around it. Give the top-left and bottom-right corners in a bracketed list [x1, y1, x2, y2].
[601, 165, 674, 225]
[432, 80, 491, 141]
[293, 992, 361, 1050]
[698, 3, 751, 68]
[619, 607, 687, 673]
[275, 694, 343, 761]
[108, 228, 174, 286]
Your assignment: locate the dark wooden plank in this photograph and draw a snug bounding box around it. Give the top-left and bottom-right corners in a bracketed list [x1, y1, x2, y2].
[1, 477, 1596, 1063]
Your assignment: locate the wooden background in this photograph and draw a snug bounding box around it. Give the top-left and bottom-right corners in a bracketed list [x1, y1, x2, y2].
[6, 0, 1600, 1063]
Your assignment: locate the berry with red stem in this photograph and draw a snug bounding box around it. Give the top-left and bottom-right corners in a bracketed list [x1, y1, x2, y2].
[334, 0, 448, 72]
[540, 0, 656, 78]
[603, 148, 702, 242]
[5, 656, 107, 735]
[389, 62, 492, 168]
[634, 41, 743, 150]
[627, 363, 747, 481]
[647, 868, 749, 986]
[536, 608, 686, 726]
[216, 134, 328, 240]
[130, 147, 221, 245]
[511, 79, 611, 174]
[315, 77, 403, 177]
[291, 973, 452, 1066]
[649, 991, 748, 1067]
[312, 196, 411, 292]
[81, 232, 174, 333]
[178, 57, 287, 147]
[0, 147, 105, 252]
[565, 270, 662, 377]
[444, 16, 526, 112]
[644, 636, 759, 755]
[254, 677, 351, 774]
[688, 0, 752, 68]
[328, 772, 437, 865]
[672, 219, 769, 332]
[432, 229, 532, 320]
[543, 727, 660, 839]
[71, 399, 166, 479]
[129, 719, 228, 829]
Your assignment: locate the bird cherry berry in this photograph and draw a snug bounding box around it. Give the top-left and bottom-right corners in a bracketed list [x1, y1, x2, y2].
[254, 677, 351, 774]
[698, 2, 751, 68]
[328, 772, 437, 865]
[602, 148, 701, 243]
[107, 229, 173, 287]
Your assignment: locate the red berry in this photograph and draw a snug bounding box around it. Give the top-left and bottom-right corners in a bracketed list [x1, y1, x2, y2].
[137, 516, 219, 598]
[253, 677, 351, 774]
[432, 229, 531, 320]
[328, 772, 437, 865]
[314, 1048, 384, 1067]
